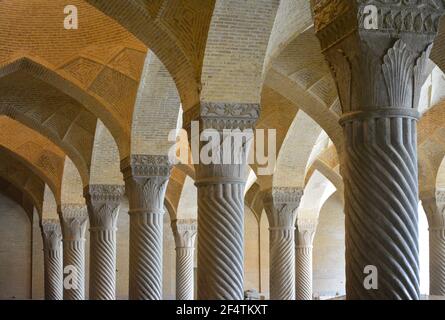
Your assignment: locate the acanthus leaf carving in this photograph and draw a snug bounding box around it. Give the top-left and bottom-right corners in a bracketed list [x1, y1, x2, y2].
[84, 184, 124, 229]
[172, 219, 198, 248]
[263, 187, 303, 228]
[59, 203, 88, 240]
[382, 40, 414, 108]
[41, 219, 62, 250]
[121, 155, 171, 214]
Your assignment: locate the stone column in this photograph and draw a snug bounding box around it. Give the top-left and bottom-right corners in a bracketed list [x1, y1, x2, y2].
[295, 218, 317, 300]
[84, 184, 124, 300]
[314, 1, 445, 299]
[423, 190, 445, 296]
[172, 219, 197, 300]
[184, 102, 259, 300]
[59, 204, 88, 300]
[263, 188, 302, 300]
[41, 219, 63, 300]
[121, 155, 171, 300]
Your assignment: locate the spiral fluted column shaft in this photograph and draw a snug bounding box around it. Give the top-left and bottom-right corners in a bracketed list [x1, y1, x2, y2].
[313, 1, 445, 299]
[173, 219, 197, 300]
[263, 188, 302, 300]
[269, 228, 295, 300]
[59, 204, 88, 300]
[429, 228, 445, 295]
[63, 240, 86, 300]
[122, 155, 171, 300]
[184, 102, 260, 300]
[296, 246, 312, 300]
[44, 248, 63, 300]
[176, 248, 195, 300]
[90, 229, 117, 299]
[84, 185, 124, 300]
[197, 182, 245, 300]
[129, 211, 163, 299]
[342, 116, 419, 299]
[41, 219, 63, 300]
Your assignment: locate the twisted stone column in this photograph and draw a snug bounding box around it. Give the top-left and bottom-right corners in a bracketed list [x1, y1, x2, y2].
[41, 219, 63, 300]
[314, 1, 445, 299]
[422, 190, 445, 296]
[263, 188, 302, 300]
[184, 102, 259, 300]
[122, 155, 171, 300]
[295, 218, 317, 301]
[172, 219, 197, 300]
[59, 204, 88, 300]
[84, 184, 124, 300]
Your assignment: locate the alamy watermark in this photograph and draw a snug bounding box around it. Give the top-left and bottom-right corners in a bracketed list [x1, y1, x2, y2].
[363, 265, 378, 290]
[64, 5, 78, 30]
[63, 265, 79, 290]
[363, 5, 378, 30]
[168, 121, 276, 176]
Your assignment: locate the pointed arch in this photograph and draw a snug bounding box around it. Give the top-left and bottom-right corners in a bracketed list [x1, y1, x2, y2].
[0, 56, 129, 158]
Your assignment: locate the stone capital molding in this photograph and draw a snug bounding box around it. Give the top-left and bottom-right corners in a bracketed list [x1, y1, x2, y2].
[58, 204, 88, 240]
[121, 155, 172, 179]
[84, 184, 125, 229]
[121, 155, 171, 214]
[41, 219, 62, 250]
[263, 187, 303, 228]
[296, 218, 318, 247]
[84, 184, 125, 204]
[183, 102, 260, 131]
[314, 0, 444, 49]
[172, 219, 197, 248]
[314, 1, 444, 116]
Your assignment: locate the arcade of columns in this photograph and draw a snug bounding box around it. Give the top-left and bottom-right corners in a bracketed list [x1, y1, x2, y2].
[2, 0, 445, 301]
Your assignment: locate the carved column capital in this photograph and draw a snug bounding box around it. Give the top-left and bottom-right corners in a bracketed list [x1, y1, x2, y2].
[183, 102, 260, 131]
[41, 219, 62, 250]
[172, 219, 197, 248]
[58, 204, 88, 240]
[313, 0, 445, 300]
[263, 188, 303, 228]
[121, 155, 172, 213]
[40, 219, 63, 300]
[84, 184, 124, 230]
[184, 102, 260, 184]
[314, 0, 444, 116]
[172, 219, 197, 300]
[295, 218, 317, 300]
[121, 154, 172, 300]
[296, 218, 318, 247]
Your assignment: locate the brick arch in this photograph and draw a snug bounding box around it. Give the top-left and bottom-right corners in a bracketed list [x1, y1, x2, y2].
[131, 52, 182, 156]
[0, 118, 65, 203]
[89, 119, 124, 186]
[86, 0, 216, 111]
[61, 157, 85, 206]
[273, 110, 324, 189]
[176, 176, 197, 220]
[418, 100, 445, 198]
[0, 157, 45, 218]
[0, 146, 61, 206]
[0, 177, 42, 221]
[0, 56, 130, 159]
[42, 184, 59, 220]
[165, 167, 187, 221]
[263, 0, 313, 76]
[244, 182, 265, 222]
[0, 67, 97, 186]
[200, 0, 279, 105]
